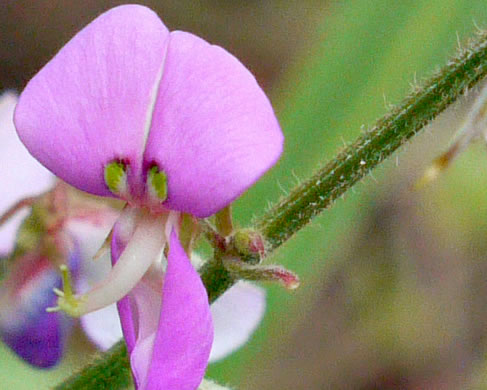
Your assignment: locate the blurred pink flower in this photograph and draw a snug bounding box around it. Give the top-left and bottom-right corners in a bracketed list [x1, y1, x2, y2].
[0, 92, 53, 256]
[0, 91, 65, 367]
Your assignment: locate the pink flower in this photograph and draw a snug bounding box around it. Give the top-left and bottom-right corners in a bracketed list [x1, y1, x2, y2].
[0, 92, 267, 371]
[14, 5, 283, 389]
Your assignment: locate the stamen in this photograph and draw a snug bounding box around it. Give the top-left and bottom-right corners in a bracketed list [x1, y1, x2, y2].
[60, 264, 73, 297]
[104, 161, 128, 196]
[46, 265, 84, 316]
[415, 152, 452, 189]
[147, 165, 168, 202]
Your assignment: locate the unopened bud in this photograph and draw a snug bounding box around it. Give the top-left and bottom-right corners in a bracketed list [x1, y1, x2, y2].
[232, 229, 267, 264]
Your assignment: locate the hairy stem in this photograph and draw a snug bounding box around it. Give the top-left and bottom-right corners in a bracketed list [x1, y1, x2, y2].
[55, 30, 487, 390]
[257, 30, 487, 249]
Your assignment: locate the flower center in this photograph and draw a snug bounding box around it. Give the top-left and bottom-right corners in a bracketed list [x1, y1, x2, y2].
[104, 161, 168, 206]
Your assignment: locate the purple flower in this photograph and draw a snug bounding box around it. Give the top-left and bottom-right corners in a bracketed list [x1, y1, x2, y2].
[0, 92, 267, 372]
[14, 5, 283, 389]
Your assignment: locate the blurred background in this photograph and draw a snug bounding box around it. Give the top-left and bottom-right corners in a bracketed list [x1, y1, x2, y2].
[2, 1, 487, 389]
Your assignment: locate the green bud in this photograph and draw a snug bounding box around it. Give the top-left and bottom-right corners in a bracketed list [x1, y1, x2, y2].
[232, 228, 266, 264]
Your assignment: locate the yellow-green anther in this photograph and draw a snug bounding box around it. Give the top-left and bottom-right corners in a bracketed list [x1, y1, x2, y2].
[148, 166, 168, 202]
[104, 161, 127, 195]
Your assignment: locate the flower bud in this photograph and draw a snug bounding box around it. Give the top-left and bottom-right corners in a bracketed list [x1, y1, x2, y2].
[231, 229, 267, 264]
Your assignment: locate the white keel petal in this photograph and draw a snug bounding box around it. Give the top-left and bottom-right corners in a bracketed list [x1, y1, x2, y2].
[78, 210, 167, 315]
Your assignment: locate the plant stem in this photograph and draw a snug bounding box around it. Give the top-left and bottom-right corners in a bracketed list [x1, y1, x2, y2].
[54, 29, 487, 390]
[54, 342, 132, 390]
[257, 30, 487, 249]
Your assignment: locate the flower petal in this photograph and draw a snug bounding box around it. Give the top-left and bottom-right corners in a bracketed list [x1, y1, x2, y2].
[0, 250, 79, 367]
[0, 92, 54, 256]
[123, 279, 162, 388]
[112, 241, 163, 386]
[144, 230, 213, 389]
[14, 5, 169, 198]
[143, 31, 284, 217]
[209, 281, 266, 362]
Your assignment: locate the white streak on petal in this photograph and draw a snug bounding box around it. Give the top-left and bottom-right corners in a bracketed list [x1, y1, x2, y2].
[209, 281, 266, 362]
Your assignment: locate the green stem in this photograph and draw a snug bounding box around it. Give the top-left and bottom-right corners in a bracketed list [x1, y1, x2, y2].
[54, 30, 487, 390]
[201, 259, 236, 304]
[257, 30, 487, 249]
[54, 342, 131, 390]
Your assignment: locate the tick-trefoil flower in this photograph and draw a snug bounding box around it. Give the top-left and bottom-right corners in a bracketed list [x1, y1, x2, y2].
[0, 203, 118, 368]
[14, 4, 283, 389]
